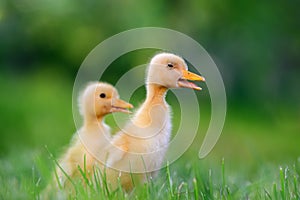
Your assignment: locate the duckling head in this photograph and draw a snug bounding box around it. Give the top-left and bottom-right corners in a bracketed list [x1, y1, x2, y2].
[79, 82, 133, 119]
[146, 53, 205, 90]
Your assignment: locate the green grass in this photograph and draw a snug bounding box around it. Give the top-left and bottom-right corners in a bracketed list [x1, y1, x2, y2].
[0, 149, 299, 199]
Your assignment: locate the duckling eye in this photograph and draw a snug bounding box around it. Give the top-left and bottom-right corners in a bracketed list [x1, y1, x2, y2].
[167, 63, 174, 68]
[99, 93, 106, 98]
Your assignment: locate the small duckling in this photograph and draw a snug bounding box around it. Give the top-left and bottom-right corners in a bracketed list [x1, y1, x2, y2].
[99, 53, 205, 190]
[56, 82, 133, 188]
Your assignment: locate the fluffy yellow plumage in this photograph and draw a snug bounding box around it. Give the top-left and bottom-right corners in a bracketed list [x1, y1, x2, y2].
[55, 82, 133, 188]
[46, 53, 204, 195]
[97, 53, 205, 190]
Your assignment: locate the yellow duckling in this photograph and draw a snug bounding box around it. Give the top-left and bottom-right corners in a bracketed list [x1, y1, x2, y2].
[99, 53, 205, 190]
[56, 82, 133, 187]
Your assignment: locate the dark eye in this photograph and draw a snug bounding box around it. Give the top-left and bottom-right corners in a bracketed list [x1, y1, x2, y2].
[167, 63, 174, 68]
[99, 93, 106, 98]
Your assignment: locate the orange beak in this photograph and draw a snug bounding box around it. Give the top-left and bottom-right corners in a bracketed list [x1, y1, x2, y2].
[111, 99, 133, 114]
[177, 70, 205, 90]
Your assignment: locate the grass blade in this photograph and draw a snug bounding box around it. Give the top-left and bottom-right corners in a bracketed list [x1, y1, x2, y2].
[208, 168, 213, 198]
[166, 162, 174, 198]
[279, 167, 286, 200]
[193, 178, 199, 200]
[45, 146, 77, 194]
[222, 158, 226, 190]
[273, 182, 278, 200]
[77, 165, 90, 187]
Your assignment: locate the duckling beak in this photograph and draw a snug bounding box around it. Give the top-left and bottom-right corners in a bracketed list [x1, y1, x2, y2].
[111, 99, 134, 114]
[178, 70, 205, 90]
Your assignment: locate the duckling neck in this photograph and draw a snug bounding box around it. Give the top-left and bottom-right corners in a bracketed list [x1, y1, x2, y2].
[83, 115, 105, 131]
[145, 84, 168, 105]
[130, 83, 169, 129]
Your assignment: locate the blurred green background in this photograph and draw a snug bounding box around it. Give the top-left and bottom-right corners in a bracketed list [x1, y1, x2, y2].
[0, 0, 299, 170]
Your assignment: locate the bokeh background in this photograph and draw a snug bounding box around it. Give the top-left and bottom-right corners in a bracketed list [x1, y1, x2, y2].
[0, 0, 299, 176]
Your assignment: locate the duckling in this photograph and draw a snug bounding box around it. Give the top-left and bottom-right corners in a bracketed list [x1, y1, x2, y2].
[55, 82, 133, 188]
[99, 53, 205, 190]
